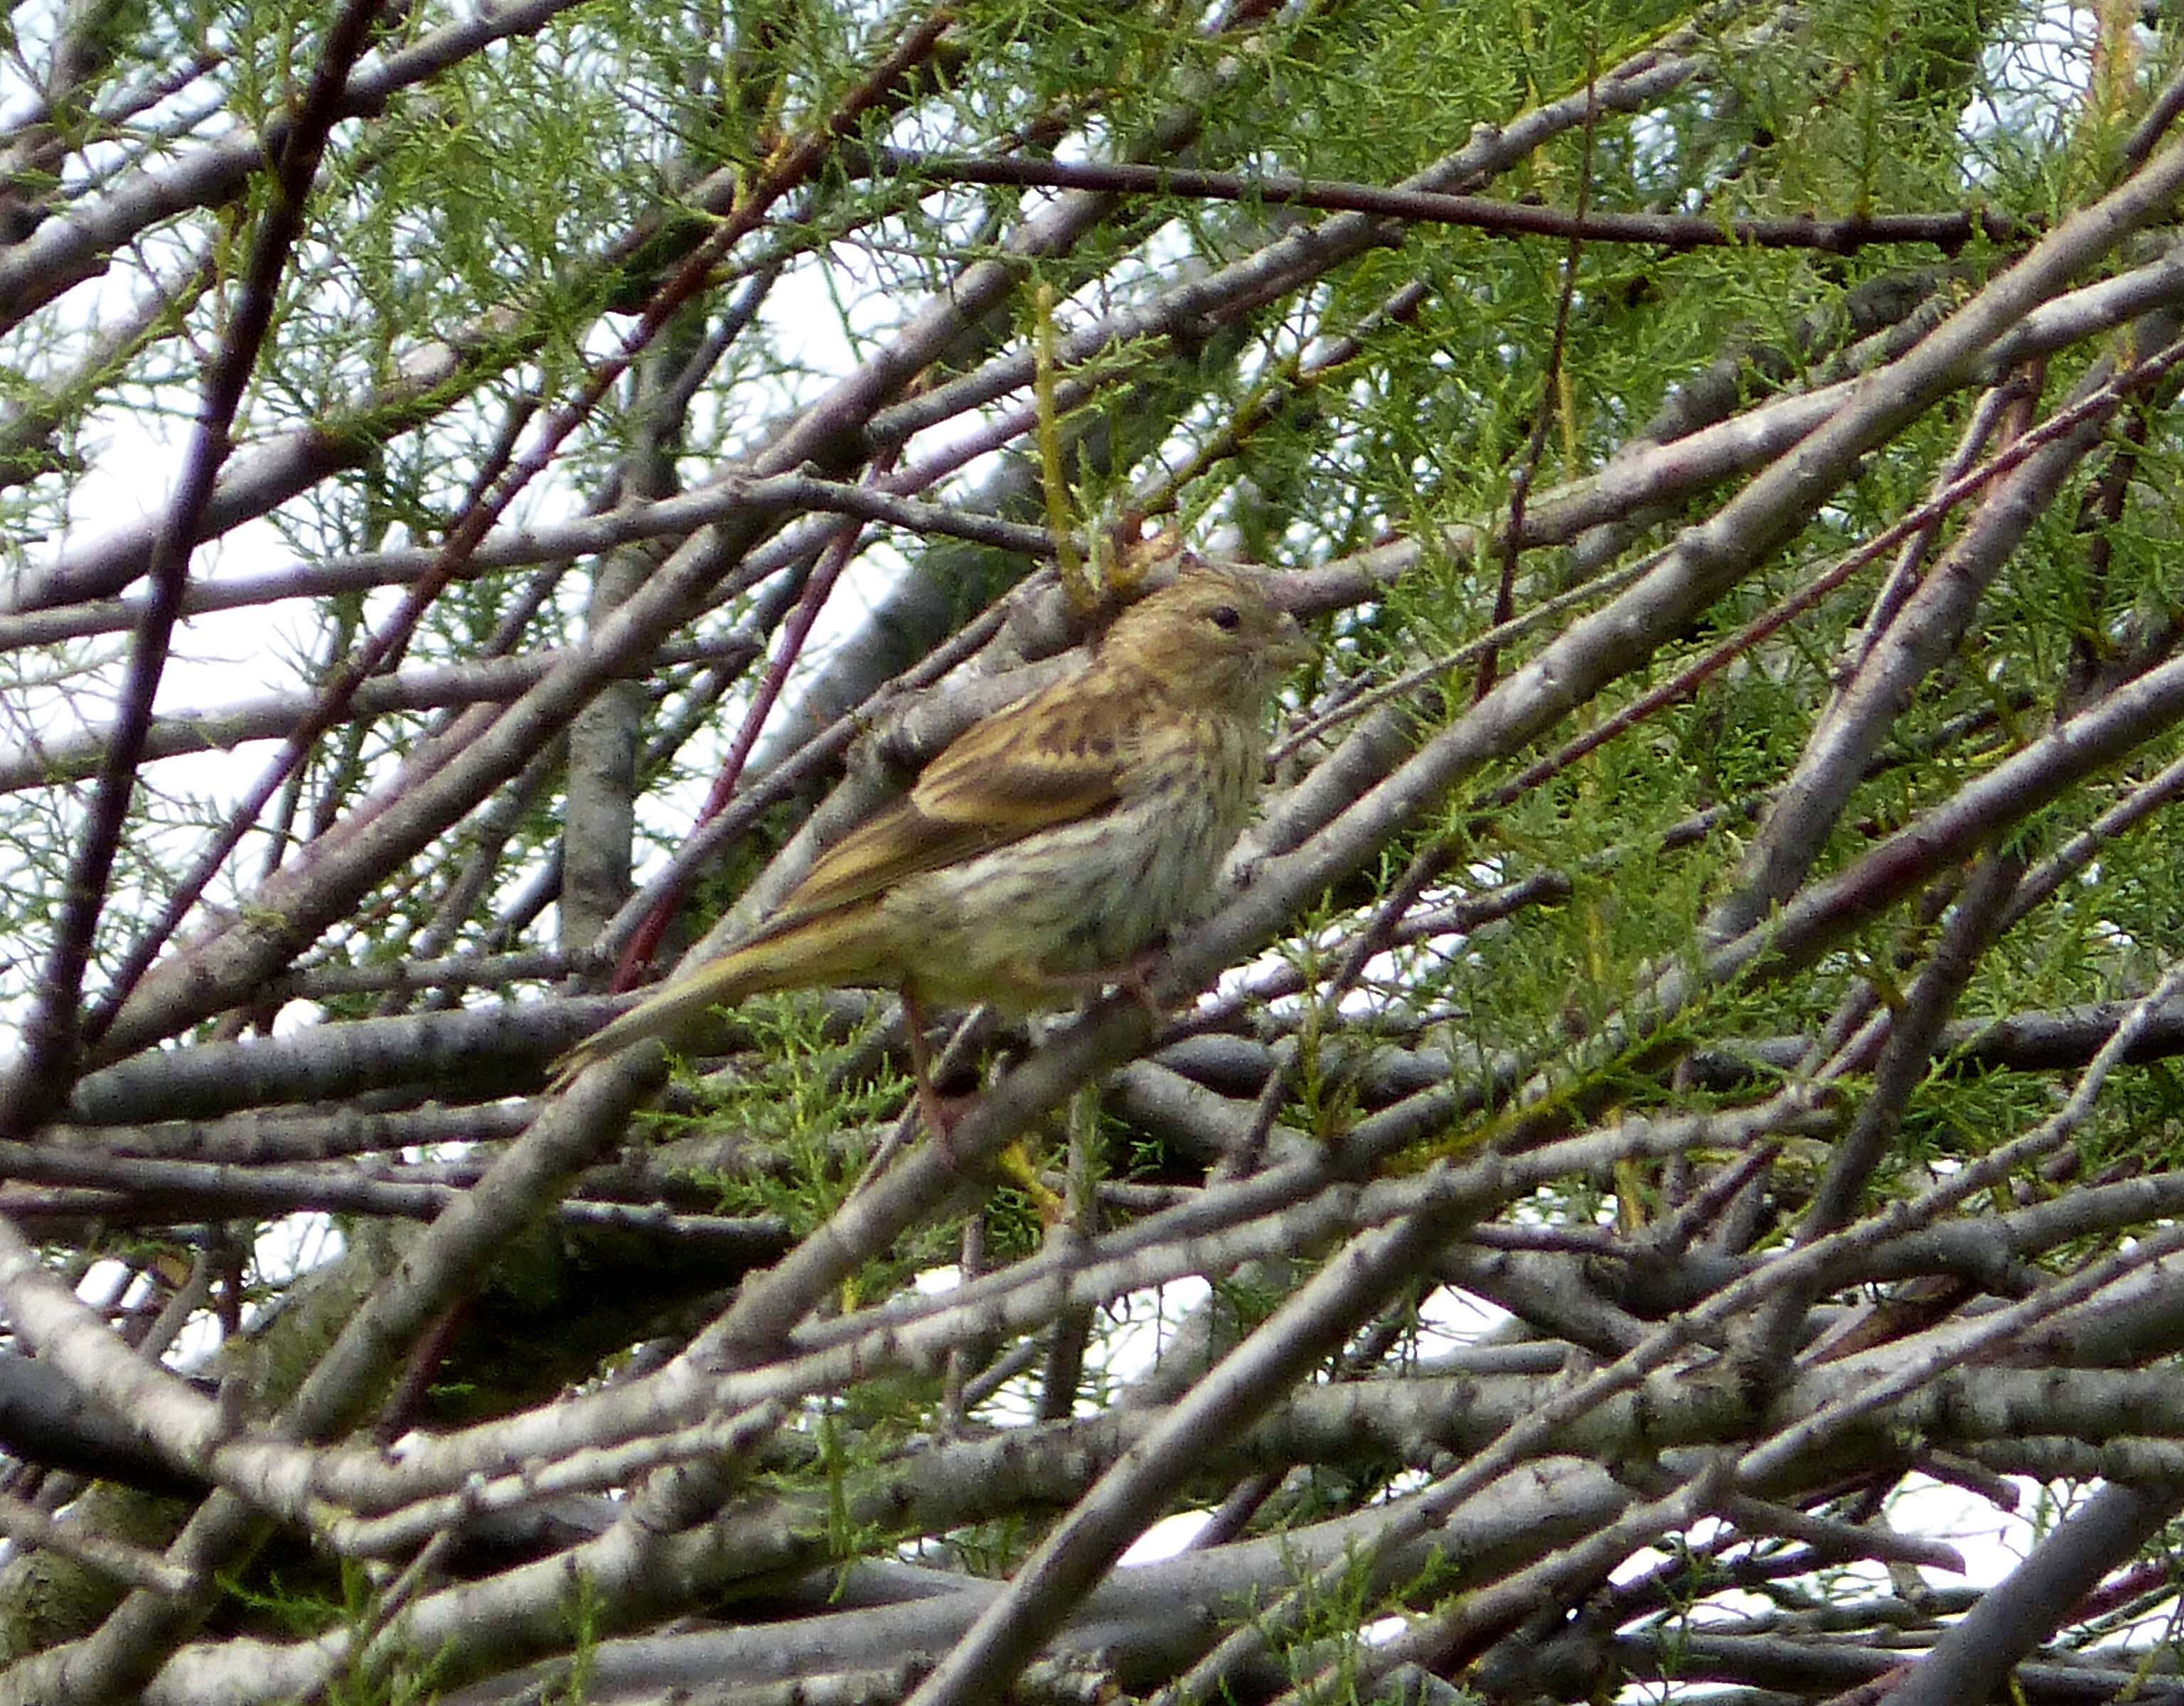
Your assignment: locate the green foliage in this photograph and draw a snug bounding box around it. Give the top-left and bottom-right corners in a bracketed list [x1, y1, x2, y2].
[668, 997, 906, 1225]
[17, 0, 2184, 1695]
[213, 1562, 344, 1641]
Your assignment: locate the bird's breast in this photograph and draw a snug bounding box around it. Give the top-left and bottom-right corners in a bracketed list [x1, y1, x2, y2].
[880, 711, 1260, 1007]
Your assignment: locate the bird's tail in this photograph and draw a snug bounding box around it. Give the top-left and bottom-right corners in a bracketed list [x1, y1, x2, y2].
[547, 972, 747, 1091]
[546, 906, 884, 1091]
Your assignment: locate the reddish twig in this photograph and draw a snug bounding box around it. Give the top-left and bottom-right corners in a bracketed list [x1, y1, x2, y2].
[864, 148, 2035, 257]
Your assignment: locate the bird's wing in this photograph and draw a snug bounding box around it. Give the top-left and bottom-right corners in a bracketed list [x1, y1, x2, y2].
[914, 670, 1135, 827]
[761, 672, 1131, 924]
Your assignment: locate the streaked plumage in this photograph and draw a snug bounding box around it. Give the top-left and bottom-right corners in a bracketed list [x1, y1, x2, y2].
[550, 559, 1310, 1094]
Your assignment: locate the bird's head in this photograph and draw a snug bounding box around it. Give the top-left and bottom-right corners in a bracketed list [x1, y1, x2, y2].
[1101, 559, 1312, 714]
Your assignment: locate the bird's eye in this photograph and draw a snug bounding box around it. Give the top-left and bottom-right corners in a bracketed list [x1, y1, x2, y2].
[1209, 604, 1241, 631]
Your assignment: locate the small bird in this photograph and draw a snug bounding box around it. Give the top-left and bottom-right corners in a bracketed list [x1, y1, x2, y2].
[550, 557, 1312, 1121]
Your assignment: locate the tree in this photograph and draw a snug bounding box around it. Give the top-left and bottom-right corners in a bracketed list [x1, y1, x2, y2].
[5, 0, 2184, 1699]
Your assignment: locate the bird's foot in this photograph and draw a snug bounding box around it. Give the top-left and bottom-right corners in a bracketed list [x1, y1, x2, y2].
[1108, 951, 1170, 1025]
[913, 1075, 975, 1142]
[1010, 950, 1174, 1024]
[996, 1140, 1066, 1224]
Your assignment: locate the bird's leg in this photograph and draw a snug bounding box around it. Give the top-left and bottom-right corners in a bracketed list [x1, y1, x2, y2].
[900, 987, 957, 1142]
[902, 996, 1061, 1216]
